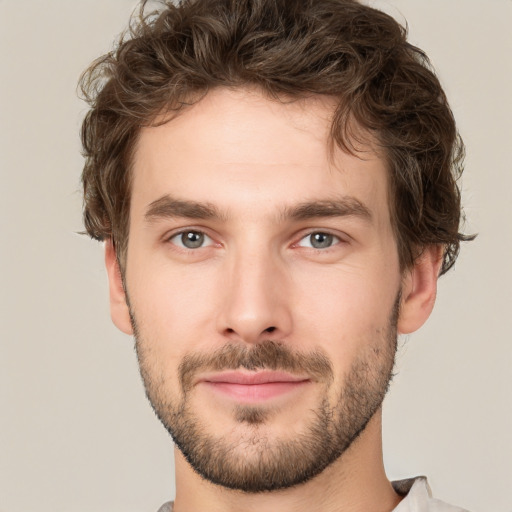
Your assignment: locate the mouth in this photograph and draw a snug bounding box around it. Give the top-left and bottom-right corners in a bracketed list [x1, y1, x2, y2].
[197, 370, 311, 403]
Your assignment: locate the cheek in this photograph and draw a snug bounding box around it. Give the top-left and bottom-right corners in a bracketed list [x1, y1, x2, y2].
[293, 264, 398, 356]
[127, 259, 221, 357]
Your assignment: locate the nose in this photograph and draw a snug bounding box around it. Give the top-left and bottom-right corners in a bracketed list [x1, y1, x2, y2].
[216, 246, 292, 344]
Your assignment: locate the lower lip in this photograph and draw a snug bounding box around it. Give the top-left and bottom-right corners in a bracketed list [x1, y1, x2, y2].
[203, 381, 310, 403]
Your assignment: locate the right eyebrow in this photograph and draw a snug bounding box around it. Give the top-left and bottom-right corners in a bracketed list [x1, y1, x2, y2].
[282, 197, 372, 223]
[144, 195, 226, 223]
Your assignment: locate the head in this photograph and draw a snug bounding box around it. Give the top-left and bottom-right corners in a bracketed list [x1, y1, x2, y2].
[80, 0, 472, 494]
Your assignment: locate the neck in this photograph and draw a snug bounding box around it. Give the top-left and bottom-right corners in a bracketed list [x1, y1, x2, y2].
[172, 410, 402, 512]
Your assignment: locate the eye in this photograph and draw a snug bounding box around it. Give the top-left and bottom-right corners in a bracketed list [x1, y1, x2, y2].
[297, 232, 341, 249]
[169, 230, 214, 249]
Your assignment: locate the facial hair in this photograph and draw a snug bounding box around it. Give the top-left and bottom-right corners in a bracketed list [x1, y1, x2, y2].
[131, 296, 399, 493]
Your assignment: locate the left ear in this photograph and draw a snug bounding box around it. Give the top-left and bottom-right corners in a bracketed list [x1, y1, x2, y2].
[398, 245, 444, 334]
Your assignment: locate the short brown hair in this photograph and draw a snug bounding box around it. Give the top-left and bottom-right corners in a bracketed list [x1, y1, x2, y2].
[80, 0, 473, 274]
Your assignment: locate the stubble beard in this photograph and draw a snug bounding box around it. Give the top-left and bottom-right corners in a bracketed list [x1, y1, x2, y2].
[131, 298, 399, 493]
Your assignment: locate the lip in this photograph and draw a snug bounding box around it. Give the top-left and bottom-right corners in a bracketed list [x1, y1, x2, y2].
[197, 371, 311, 403]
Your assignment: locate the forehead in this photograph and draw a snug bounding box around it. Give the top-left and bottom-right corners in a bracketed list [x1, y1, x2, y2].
[131, 87, 389, 221]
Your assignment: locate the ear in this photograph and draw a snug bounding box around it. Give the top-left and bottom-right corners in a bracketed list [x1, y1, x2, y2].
[398, 245, 444, 334]
[105, 240, 133, 335]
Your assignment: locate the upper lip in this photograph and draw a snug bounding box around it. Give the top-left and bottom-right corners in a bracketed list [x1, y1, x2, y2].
[197, 370, 310, 386]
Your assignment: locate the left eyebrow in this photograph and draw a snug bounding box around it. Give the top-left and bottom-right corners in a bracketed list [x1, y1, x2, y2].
[144, 195, 227, 223]
[282, 197, 372, 222]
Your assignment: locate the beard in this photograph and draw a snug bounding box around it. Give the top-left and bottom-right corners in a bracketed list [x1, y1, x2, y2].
[131, 297, 399, 493]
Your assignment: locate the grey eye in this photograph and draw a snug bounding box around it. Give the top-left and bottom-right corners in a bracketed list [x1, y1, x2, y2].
[182, 231, 204, 248]
[170, 230, 213, 249]
[310, 232, 334, 248]
[297, 232, 339, 249]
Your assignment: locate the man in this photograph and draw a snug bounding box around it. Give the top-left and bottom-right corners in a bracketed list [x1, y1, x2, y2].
[79, 0, 473, 510]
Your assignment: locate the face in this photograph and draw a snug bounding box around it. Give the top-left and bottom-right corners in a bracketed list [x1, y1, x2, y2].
[107, 88, 438, 492]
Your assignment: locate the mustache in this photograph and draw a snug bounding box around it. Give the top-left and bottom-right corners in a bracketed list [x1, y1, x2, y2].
[179, 340, 334, 393]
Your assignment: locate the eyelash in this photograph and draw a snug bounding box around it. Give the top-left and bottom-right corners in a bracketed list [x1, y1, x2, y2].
[166, 229, 216, 250]
[165, 229, 345, 252]
[294, 231, 343, 250]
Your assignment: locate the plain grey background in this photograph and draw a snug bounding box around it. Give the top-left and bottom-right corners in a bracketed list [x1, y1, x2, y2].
[1, 1, 511, 511]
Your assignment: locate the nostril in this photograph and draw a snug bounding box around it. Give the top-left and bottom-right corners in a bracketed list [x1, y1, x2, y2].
[264, 326, 277, 333]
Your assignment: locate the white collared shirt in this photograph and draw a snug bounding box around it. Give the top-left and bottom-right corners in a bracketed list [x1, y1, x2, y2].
[392, 477, 469, 512]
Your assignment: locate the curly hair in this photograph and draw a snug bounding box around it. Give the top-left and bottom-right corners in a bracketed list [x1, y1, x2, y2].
[79, 0, 473, 274]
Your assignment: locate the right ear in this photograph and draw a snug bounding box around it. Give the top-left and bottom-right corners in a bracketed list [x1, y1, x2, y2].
[105, 240, 133, 335]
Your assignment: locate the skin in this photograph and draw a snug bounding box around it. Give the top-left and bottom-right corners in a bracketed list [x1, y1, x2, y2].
[105, 87, 442, 512]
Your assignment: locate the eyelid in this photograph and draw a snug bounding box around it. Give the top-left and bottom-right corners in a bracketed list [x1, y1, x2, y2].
[164, 227, 217, 249]
[161, 226, 350, 250]
[293, 229, 349, 249]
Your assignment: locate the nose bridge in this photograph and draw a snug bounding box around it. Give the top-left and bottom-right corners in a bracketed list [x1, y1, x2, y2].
[218, 237, 291, 343]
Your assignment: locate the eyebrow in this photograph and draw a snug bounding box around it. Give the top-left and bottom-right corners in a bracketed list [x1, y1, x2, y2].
[283, 197, 372, 222]
[144, 194, 371, 223]
[145, 196, 225, 223]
